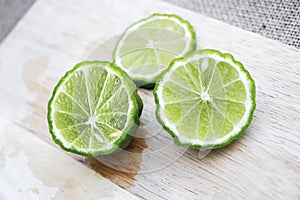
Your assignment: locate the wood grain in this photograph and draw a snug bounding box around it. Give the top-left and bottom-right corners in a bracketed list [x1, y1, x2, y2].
[0, 0, 299, 199]
[0, 117, 139, 200]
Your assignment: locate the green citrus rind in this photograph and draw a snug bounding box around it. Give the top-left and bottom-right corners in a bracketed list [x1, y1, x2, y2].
[47, 61, 143, 156]
[153, 49, 256, 150]
[113, 13, 196, 88]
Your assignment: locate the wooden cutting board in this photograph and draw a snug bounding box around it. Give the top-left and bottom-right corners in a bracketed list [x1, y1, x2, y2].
[0, 116, 139, 200]
[0, 0, 299, 199]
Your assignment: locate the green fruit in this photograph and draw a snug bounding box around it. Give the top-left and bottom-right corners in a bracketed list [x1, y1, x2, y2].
[48, 61, 143, 156]
[154, 49, 256, 149]
[114, 13, 196, 88]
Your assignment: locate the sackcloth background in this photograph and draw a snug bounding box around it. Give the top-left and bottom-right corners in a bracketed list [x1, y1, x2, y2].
[0, 0, 299, 48]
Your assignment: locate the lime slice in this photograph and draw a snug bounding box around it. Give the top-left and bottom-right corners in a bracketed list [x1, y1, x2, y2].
[113, 13, 196, 88]
[47, 61, 143, 156]
[154, 49, 256, 149]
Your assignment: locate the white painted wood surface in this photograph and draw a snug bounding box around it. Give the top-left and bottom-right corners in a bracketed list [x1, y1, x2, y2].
[0, 116, 139, 200]
[0, 0, 299, 199]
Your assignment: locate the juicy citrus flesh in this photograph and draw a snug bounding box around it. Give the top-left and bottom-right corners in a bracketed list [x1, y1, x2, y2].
[154, 49, 256, 149]
[48, 61, 141, 156]
[114, 13, 196, 85]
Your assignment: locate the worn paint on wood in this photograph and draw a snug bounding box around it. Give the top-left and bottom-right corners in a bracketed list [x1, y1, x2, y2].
[0, 117, 139, 200]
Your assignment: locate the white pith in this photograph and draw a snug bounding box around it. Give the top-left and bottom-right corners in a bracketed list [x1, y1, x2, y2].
[49, 63, 133, 153]
[114, 15, 194, 81]
[200, 91, 211, 102]
[156, 53, 254, 146]
[85, 116, 97, 127]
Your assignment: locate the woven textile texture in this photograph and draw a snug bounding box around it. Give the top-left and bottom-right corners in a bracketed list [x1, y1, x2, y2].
[0, 0, 299, 48]
[162, 0, 300, 48]
[0, 0, 35, 43]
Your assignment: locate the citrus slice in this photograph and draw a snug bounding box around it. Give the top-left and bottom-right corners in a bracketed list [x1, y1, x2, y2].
[154, 49, 256, 149]
[113, 13, 196, 88]
[47, 61, 143, 156]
